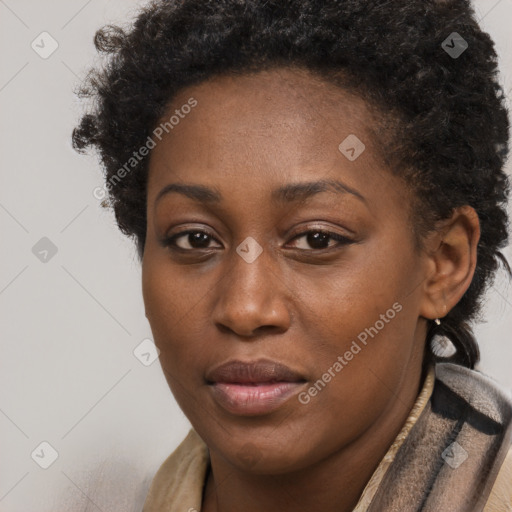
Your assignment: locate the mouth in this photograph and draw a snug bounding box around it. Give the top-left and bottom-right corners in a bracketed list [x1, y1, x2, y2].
[205, 359, 307, 416]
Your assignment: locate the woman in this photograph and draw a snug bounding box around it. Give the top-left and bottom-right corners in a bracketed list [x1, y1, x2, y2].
[72, 0, 512, 510]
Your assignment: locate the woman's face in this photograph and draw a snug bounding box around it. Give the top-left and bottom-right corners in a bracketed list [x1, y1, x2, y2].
[142, 67, 432, 473]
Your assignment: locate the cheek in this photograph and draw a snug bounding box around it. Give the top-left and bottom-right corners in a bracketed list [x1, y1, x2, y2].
[142, 252, 196, 361]
[142, 257, 211, 419]
[293, 301, 418, 458]
[303, 237, 416, 341]
[296, 242, 422, 419]
[141, 246, 223, 394]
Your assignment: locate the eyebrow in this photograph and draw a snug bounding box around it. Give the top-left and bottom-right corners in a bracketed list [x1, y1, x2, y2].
[155, 179, 366, 206]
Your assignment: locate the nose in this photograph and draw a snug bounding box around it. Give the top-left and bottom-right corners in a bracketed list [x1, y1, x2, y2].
[211, 241, 292, 338]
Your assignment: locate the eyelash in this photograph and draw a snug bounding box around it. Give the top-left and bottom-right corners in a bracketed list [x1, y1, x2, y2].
[161, 228, 353, 253]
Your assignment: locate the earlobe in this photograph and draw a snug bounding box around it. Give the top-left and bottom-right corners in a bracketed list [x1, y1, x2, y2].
[419, 206, 480, 321]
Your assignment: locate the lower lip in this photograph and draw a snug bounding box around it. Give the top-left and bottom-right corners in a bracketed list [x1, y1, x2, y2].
[209, 381, 305, 415]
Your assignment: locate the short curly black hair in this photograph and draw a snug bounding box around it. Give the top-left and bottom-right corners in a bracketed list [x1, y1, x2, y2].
[72, 0, 510, 369]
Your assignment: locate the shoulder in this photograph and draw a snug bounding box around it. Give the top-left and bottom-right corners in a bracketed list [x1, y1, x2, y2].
[435, 363, 512, 510]
[434, 362, 512, 427]
[143, 429, 209, 512]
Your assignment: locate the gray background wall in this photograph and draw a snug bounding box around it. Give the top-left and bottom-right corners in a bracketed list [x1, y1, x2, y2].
[1, 1, 511, 510]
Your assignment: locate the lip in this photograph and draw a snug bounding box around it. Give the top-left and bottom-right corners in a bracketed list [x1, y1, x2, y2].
[206, 359, 307, 416]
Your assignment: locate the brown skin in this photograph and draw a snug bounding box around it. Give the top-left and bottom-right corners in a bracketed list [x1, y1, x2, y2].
[141, 67, 480, 512]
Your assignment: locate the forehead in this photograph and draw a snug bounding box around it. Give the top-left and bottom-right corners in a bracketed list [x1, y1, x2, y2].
[147, 66, 400, 206]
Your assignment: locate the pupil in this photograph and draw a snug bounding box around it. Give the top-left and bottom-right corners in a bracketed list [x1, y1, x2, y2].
[308, 231, 329, 249]
[190, 232, 210, 248]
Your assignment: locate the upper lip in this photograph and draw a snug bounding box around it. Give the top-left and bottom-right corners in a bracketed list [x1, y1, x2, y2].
[206, 359, 306, 384]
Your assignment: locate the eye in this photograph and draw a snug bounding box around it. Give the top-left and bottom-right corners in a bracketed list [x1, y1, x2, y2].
[287, 229, 353, 250]
[162, 229, 221, 251]
[161, 228, 353, 253]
